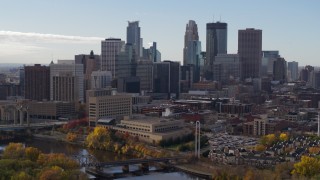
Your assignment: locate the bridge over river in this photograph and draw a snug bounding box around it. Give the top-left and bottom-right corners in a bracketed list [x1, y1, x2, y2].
[0, 122, 66, 131]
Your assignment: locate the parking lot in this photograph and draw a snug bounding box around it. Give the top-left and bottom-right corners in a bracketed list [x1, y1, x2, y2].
[208, 133, 258, 149]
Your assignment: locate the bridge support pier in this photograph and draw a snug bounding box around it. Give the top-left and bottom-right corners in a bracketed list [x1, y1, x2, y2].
[140, 163, 149, 172]
[122, 165, 129, 173]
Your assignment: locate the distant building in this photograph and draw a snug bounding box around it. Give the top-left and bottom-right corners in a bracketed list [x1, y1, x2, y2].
[136, 60, 153, 92]
[50, 60, 84, 102]
[273, 58, 287, 83]
[127, 21, 142, 60]
[101, 38, 125, 77]
[142, 42, 161, 62]
[117, 77, 140, 93]
[112, 115, 192, 143]
[213, 54, 240, 84]
[238, 28, 262, 80]
[23, 64, 50, 101]
[205, 22, 227, 80]
[28, 101, 75, 120]
[91, 71, 112, 89]
[261, 51, 280, 77]
[183, 20, 201, 82]
[88, 91, 132, 125]
[153, 61, 180, 98]
[287, 61, 299, 81]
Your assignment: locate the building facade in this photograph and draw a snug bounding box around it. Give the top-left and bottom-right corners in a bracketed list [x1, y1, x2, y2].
[91, 70, 112, 89]
[88, 93, 132, 124]
[273, 57, 287, 83]
[23, 64, 50, 101]
[238, 28, 262, 80]
[127, 21, 142, 60]
[287, 61, 299, 81]
[206, 22, 227, 80]
[101, 38, 125, 77]
[50, 60, 84, 102]
[213, 54, 240, 84]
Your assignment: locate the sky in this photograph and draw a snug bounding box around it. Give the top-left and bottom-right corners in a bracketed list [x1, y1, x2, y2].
[0, 0, 319, 66]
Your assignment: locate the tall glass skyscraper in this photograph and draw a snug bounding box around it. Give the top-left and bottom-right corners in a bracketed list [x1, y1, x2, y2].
[183, 20, 201, 82]
[127, 21, 141, 60]
[205, 22, 227, 80]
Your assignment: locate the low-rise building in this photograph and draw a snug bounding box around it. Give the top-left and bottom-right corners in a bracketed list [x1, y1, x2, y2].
[112, 115, 192, 144]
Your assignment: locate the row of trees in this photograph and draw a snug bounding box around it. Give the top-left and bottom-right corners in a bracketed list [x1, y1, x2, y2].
[85, 127, 168, 158]
[255, 133, 288, 151]
[0, 143, 86, 180]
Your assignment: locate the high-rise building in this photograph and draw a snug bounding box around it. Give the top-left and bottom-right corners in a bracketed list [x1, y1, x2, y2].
[261, 51, 280, 77]
[127, 21, 142, 60]
[213, 54, 240, 84]
[153, 61, 180, 98]
[101, 38, 125, 77]
[287, 61, 299, 81]
[205, 22, 227, 80]
[142, 42, 161, 63]
[19, 67, 25, 97]
[115, 44, 136, 80]
[24, 64, 50, 101]
[91, 71, 112, 89]
[50, 60, 84, 102]
[273, 57, 287, 83]
[183, 20, 199, 65]
[238, 28, 262, 80]
[136, 60, 153, 92]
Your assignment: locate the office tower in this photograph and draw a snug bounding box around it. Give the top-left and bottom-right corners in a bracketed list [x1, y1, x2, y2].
[24, 64, 50, 101]
[75, 50, 100, 73]
[136, 60, 153, 92]
[91, 71, 112, 89]
[205, 21, 227, 80]
[273, 57, 287, 83]
[50, 60, 84, 102]
[180, 65, 194, 93]
[300, 65, 314, 82]
[238, 28, 262, 80]
[287, 61, 299, 81]
[142, 42, 161, 62]
[101, 38, 125, 77]
[153, 61, 180, 98]
[312, 71, 320, 89]
[19, 67, 25, 97]
[183, 20, 199, 65]
[115, 44, 136, 80]
[261, 51, 280, 77]
[213, 54, 240, 84]
[127, 21, 142, 60]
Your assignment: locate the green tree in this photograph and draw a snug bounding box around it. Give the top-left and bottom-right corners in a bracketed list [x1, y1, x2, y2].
[25, 147, 41, 162]
[3, 143, 25, 159]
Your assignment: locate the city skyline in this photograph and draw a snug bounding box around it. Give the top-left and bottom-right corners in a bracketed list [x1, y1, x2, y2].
[0, 0, 319, 66]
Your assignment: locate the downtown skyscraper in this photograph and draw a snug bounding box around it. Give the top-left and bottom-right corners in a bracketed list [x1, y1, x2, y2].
[127, 21, 142, 61]
[205, 21, 227, 80]
[238, 28, 262, 80]
[101, 38, 125, 78]
[183, 20, 201, 82]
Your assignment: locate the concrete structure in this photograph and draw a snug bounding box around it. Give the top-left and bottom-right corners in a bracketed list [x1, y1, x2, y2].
[112, 115, 191, 143]
[273, 57, 287, 83]
[91, 71, 112, 89]
[88, 92, 132, 125]
[238, 28, 262, 80]
[127, 21, 142, 60]
[101, 38, 125, 77]
[205, 21, 227, 80]
[50, 60, 84, 102]
[24, 64, 50, 101]
[213, 54, 240, 84]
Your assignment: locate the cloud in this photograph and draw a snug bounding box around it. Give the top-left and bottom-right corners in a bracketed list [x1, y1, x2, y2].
[0, 30, 104, 44]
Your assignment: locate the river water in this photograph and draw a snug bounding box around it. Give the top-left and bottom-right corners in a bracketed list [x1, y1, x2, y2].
[0, 138, 204, 180]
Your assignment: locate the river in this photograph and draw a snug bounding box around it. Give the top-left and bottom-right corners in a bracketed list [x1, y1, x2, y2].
[0, 138, 204, 180]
